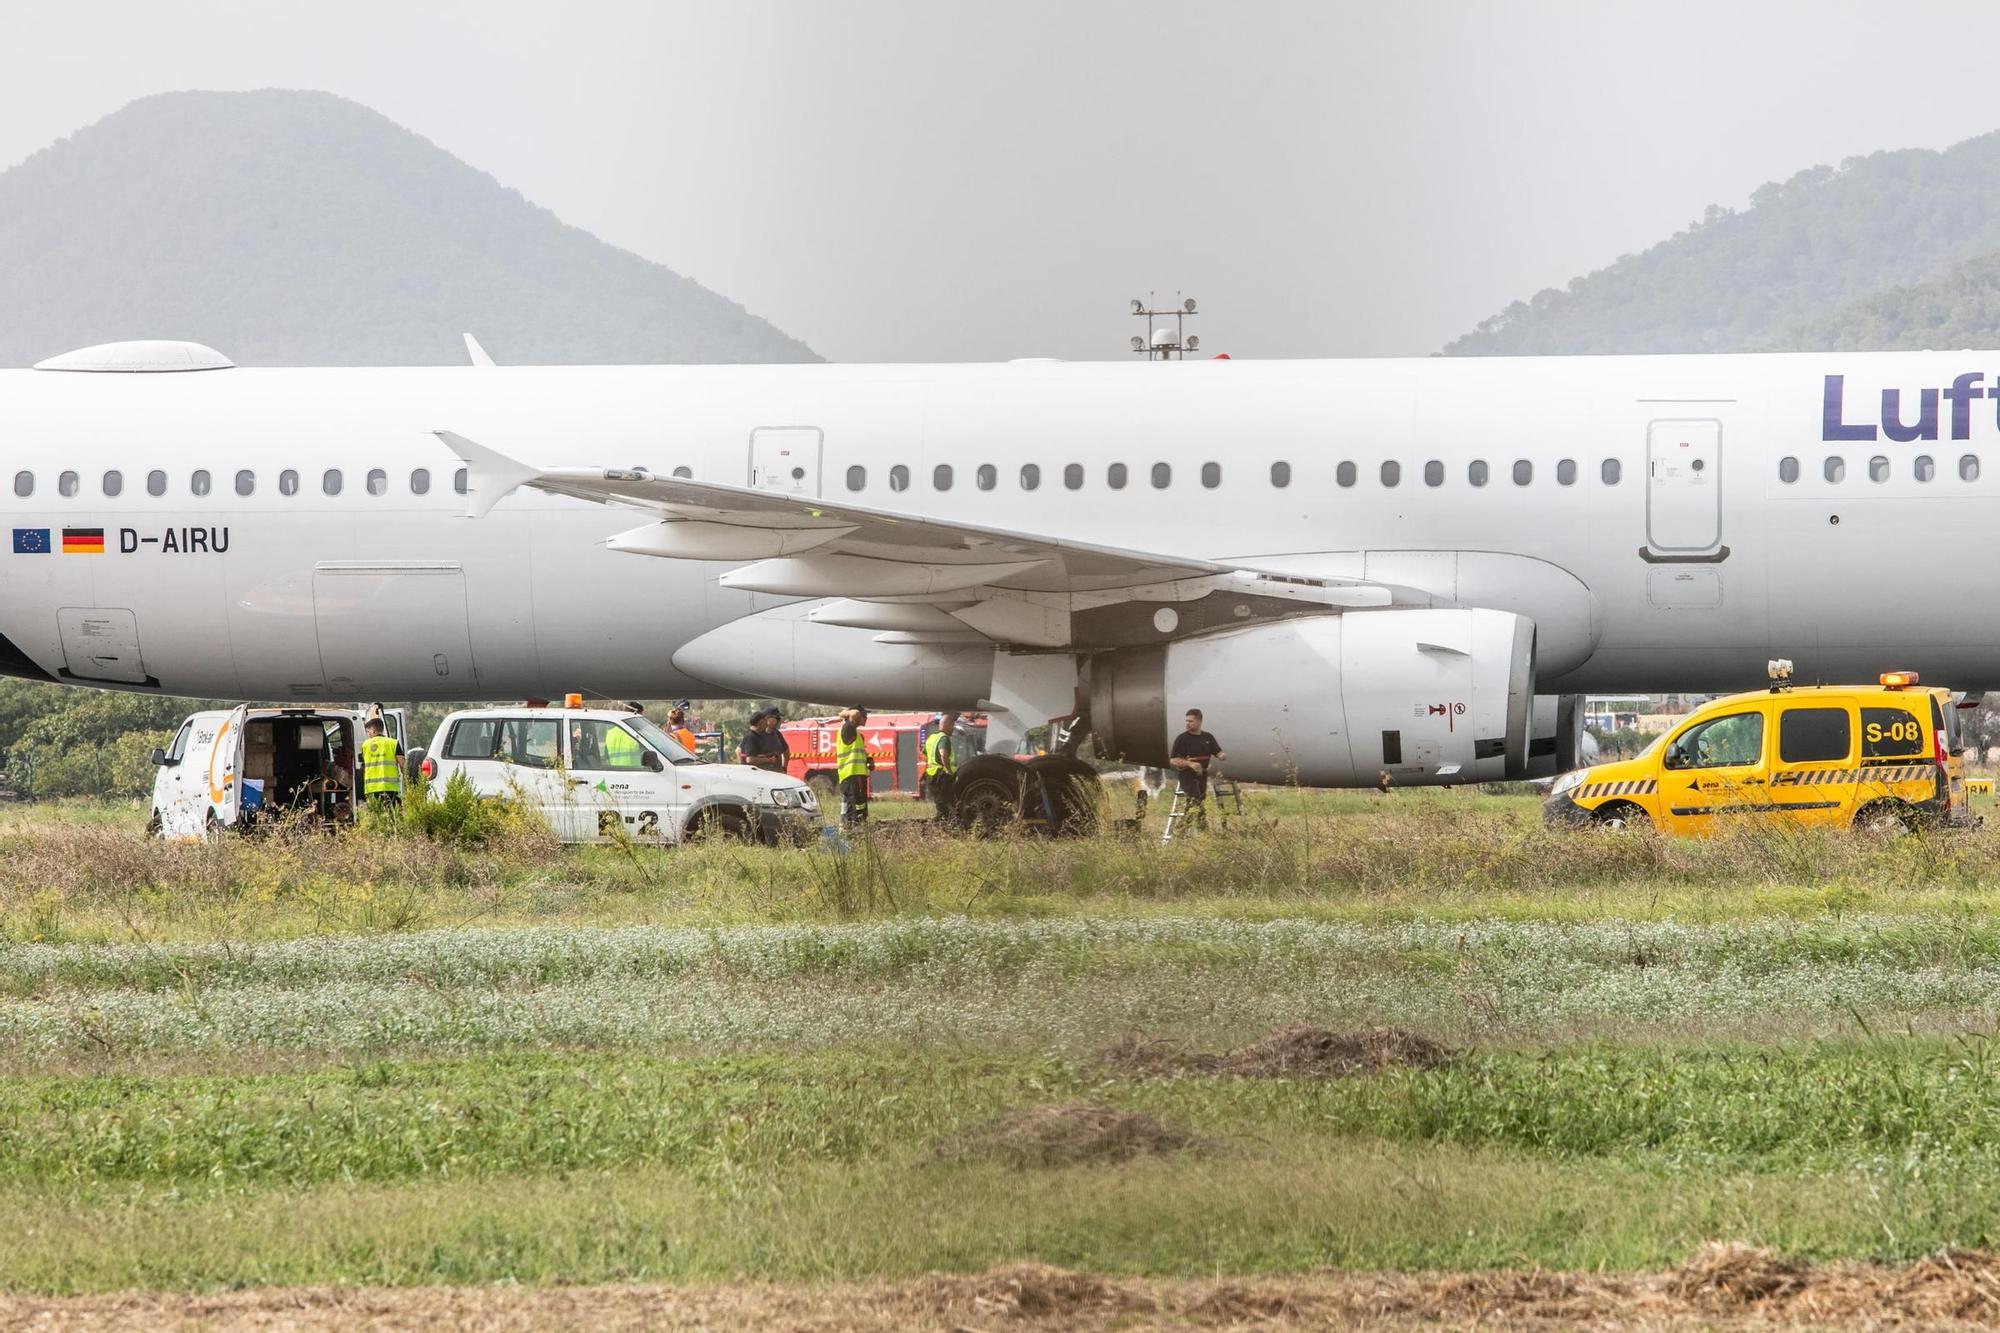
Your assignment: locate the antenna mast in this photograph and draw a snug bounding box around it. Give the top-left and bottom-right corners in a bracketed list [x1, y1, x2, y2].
[1128, 294, 1198, 360]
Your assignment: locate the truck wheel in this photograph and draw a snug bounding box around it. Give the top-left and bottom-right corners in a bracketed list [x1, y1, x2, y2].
[953, 757, 1025, 834]
[685, 804, 754, 844]
[1592, 801, 1650, 831]
[1854, 800, 1916, 836]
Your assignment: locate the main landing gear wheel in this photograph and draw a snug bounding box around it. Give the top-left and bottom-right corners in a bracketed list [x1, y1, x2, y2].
[952, 757, 1025, 836]
[951, 755, 1104, 837]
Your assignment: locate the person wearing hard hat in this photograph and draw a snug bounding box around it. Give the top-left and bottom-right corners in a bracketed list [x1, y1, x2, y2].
[925, 711, 960, 822]
[835, 706, 874, 826]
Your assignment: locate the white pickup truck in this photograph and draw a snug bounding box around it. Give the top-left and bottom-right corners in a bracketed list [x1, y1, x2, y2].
[416, 704, 819, 844]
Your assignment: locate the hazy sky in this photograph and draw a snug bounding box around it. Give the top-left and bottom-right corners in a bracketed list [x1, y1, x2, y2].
[7, 1, 2000, 362]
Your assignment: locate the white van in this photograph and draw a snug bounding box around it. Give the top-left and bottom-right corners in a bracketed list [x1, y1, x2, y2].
[417, 704, 819, 844]
[151, 705, 407, 838]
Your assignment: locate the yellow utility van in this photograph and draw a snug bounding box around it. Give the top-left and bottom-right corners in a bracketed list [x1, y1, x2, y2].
[1545, 668, 1969, 834]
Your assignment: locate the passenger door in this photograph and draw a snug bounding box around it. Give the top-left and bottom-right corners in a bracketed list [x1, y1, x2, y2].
[1645, 419, 1723, 557]
[1768, 704, 1856, 826]
[201, 705, 249, 831]
[155, 718, 201, 837]
[483, 716, 570, 836]
[567, 718, 677, 842]
[1659, 706, 1769, 830]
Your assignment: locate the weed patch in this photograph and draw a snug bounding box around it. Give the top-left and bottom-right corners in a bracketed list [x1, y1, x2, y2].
[937, 1103, 1196, 1168]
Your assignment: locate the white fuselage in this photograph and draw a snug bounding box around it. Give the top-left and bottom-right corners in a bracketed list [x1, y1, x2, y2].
[0, 350, 1991, 702]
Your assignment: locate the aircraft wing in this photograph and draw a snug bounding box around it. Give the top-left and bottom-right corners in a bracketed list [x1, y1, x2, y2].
[440, 431, 1389, 604]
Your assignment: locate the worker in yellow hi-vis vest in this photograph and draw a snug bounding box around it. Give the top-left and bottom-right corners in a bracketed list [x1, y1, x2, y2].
[924, 710, 960, 822]
[359, 716, 403, 814]
[836, 706, 874, 826]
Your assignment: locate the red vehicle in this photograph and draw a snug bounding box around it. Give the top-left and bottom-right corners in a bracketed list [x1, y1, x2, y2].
[780, 712, 988, 796]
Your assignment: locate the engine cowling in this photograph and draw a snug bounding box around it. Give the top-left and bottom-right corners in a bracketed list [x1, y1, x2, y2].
[1089, 609, 1535, 786]
[1522, 693, 1586, 780]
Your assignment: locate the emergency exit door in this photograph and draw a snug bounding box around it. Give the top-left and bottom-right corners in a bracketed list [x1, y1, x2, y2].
[1645, 419, 1722, 554]
[748, 427, 823, 496]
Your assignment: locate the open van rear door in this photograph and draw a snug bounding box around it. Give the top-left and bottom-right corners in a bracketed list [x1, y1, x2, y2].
[202, 705, 249, 832]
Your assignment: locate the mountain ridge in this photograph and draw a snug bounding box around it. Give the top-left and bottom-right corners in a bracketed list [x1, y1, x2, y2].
[0, 89, 819, 367]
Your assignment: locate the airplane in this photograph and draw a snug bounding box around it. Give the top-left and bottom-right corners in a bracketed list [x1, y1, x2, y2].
[0, 336, 1985, 820]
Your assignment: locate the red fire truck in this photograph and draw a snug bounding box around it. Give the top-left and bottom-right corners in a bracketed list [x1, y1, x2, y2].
[780, 712, 988, 797]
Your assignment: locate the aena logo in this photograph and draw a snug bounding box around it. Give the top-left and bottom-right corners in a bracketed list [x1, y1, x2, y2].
[1823, 373, 1993, 442]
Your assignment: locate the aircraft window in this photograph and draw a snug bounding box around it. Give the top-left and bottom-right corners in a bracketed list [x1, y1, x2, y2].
[1202, 462, 1221, 488]
[1778, 456, 1799, 484]
[1064, 463, 1083, 490]
[1468, 460, 1489, 487]
[1151, 462, 1171, 489]
[845, 465, 865, 491]
[1868, 455, 1890, 483]
[1021, 463, 1041, 490]
[190, 470, 211, 497]
[454, 467, 468, 494]
[146, 470, 166, 497]
[1915, 455, 1936, 482]
[1336, 461, 1356, 488]
[410, 468, 431, 496]
[11, 472, 28, 499]
[889, 465, 910, 492]
[1270, 461, 1290, 488]
[1379, 461, 1400, 487]
[977, 464, 997, 491]
[56, 471, 77, 498]
[279, 470, 299, 496]
[933, 464, 953, 491]
[1512, 460, 1532, 486]
[1108, 463, 1128, 489]
[323, 469, 343, 496]
[366, 468, 387, 496]
[102, 471, 122, 497]
[1423, 460, 1444, 487]
[670, 466, 692, 479]
[1601, 458, 1621, 485]
[1962, 454, 1981, 482]
[1557, 458, 1577, 486]
[234, 470, 254, 497]
[1824, 456, 1845, 483]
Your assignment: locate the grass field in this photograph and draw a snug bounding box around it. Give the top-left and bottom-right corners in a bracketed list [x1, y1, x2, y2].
[12, 785, 2000, 1301]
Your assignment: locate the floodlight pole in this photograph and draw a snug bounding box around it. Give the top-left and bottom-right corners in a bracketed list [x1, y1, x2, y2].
[1130, 293, 1198, 360]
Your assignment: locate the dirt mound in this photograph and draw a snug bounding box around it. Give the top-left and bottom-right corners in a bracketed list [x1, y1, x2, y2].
[908, 1263, 1156, 1322]
[936, 1102, 1195, 1168]
[1665, 1241, 1811, 1308]
[1099, 1024, 1448, 1080]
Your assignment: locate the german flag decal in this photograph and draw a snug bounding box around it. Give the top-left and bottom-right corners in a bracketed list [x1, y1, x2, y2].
[61, 527, 104, 554]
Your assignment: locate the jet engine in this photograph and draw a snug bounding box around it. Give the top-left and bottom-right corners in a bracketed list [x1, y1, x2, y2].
[1089, 609, 1535, 786]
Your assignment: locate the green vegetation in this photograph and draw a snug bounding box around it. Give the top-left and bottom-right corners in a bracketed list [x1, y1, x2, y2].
[8, 788, 2000, 1292]
[1445, 130, 2000, 355]
[0, 89, 817, 367]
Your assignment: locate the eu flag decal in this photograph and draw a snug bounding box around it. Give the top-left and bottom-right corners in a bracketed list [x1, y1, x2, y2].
[11, 529, 48, 554]
[61, 528, 105, 555]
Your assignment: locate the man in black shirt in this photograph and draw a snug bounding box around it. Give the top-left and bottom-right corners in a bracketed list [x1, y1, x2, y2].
[737, 708, 791, 773]
[1168, 708, 1226, 829]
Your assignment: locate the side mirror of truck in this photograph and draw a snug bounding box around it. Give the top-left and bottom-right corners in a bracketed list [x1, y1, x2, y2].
[150, 747, 169, 767]
[643, 751, 664, 772]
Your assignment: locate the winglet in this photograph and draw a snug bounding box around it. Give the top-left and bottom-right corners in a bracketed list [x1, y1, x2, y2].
[462, 333, 496, 368]
[435, 430, 540, 519]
